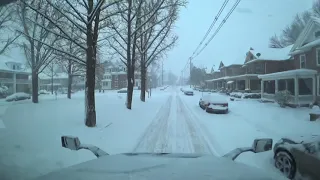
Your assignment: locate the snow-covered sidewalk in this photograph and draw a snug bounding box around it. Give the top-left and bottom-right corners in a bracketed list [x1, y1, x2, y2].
[0, 89, 170, 180]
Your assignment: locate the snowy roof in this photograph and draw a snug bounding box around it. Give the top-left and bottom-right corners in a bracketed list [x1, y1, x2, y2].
[39, 72, 69, 80]
[246, 45, 293, 64]
[290, 16, 320, 54]
[258, 69, 317, 80]
[0, 55, 30, 74]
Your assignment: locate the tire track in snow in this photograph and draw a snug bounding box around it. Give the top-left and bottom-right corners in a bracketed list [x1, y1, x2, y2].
[132, 95, 172, 153]
[176, 95, 218, 155]
[178, 95, 224, 155]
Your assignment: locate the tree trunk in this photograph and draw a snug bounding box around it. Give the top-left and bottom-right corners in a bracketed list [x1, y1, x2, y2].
[126, 66, 134, 109]
[51, 72, 53, 94]
[85, 5, 96, 127]
[140, 64, 146, 102]
[67, 60, 72, 99]
[67, 74, 72, 99]
[31, 70, 39, 103]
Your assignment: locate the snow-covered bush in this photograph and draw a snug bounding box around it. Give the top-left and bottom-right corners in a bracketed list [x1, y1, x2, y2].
[0, 86, 8, 98]
[275, 90, 292, 107]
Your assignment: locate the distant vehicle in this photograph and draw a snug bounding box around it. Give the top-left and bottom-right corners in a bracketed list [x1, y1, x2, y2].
[183, 88, 194, 96]
[117, 88, 127, 93]
[199, 94, 228, 114]
[273, 135, 320, 180]
[39, 90, 50, 95]
[33, 136, 286, 180]
[5, 92, 31, 102]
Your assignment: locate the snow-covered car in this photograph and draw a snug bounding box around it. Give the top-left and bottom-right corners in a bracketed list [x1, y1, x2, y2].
[183, 88, 194, 96]
[33, 136, 286, 180]
[5, 92, 31, 102]
[38, 89, 50, 95]
[199, 94, 228, 114]
[273, 135, 320, 180]
[117, 88, 127, 93]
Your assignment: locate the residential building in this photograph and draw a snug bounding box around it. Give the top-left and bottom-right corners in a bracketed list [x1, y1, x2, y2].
[0, 56, 31, 94]
[205, 45, 293, 93]
[101, 63, 141, 90]
[259, 17, 320, 105]
[39, 73, 85, 91]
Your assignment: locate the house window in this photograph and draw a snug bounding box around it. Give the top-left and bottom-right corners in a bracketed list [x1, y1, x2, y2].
[300, 54, 306, 68]
[315, 31, 320, 38]
[12, 65, 16, 70]
[316, 48, 320, 66]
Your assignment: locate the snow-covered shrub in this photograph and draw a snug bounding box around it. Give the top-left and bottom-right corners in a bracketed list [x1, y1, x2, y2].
[0, 86, 8, 98]
[275, 90, 292, 107]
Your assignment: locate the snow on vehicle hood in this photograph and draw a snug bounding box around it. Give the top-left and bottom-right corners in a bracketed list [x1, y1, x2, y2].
[281, 134, 320, 144]
[34, 153, 285, 180]
[201, 94, 228, 104]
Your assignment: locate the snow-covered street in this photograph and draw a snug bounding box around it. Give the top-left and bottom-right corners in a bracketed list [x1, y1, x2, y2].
[1, 86, 320, 180]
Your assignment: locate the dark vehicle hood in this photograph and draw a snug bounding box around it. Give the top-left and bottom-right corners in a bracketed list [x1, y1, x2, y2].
[34, 153, 285, 180]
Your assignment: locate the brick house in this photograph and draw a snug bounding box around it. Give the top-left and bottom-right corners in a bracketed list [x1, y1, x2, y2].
[205, 45, 293, 93]
[258, 17, 320, 105]
[101, 63, 142, 90]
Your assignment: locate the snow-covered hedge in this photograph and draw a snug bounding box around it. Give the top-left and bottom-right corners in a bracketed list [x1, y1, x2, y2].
[275, 90, 292, 107]
[0, 86, 8, 98]
[230, 92, 261, 99]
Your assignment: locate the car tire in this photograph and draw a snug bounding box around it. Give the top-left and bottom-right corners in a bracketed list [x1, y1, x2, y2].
[274, 150, 296, 179]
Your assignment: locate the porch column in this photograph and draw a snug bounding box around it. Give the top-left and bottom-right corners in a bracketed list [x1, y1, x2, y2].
[285, 80, 288, 90]
[275, 79, 278, 93]
[235, 80, 238, 90]
[313, 76, 316, 102]
[294, 77, 299, 104]
[261, 80, 264, 96]
[13, 73, 16, 93]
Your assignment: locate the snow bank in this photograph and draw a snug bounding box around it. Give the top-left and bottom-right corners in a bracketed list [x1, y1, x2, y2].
[0, 91, 169, 180]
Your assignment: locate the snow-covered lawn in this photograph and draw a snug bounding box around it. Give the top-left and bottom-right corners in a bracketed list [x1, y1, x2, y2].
[179, 90, 320, 173]
[0, 89, 171, 180]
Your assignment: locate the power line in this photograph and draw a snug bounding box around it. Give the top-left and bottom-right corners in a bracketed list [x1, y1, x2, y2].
[183, 0, 230, 72]
[192, 0, 241, 61]
[191, 0, 229, 58]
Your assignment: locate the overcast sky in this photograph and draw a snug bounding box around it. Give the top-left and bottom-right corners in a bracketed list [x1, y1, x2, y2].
[165, 0, 314, 77]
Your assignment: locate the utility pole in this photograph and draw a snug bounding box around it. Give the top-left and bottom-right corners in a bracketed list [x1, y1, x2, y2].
[161, 60, 164, 86]
[189, 58, 192, 88]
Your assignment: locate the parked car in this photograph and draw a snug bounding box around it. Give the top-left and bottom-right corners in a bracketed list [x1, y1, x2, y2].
[273, 135, 320, 180]
[5, 92, 31, 102]
[39, 89, 50, 95]
[117, 88, 127, 93]
[183, 88, 194, 96]
[199, 94, 228, 114]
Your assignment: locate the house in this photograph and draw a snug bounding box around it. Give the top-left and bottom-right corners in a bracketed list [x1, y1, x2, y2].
[0, 56, 31, 94]
[101, 63, 141, 90]
[205, 45, 293, 93]
[39, 72, 85, 92]
[258, 17, 320, 105]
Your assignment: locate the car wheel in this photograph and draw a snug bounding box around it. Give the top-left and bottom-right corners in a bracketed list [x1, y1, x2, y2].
[274, 150, 296, 179]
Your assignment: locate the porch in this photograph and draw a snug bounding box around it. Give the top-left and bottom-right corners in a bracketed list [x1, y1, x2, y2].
[205, 74, 261, 93]
[258, 69, 318, 106]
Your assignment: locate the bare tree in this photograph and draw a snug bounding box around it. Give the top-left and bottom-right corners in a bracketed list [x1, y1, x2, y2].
[269, 34, 284, 48]
[43, 59, 58, 94]
[108, 0, 184, 108]
[16, 1, 62, 103]
[0, 4, 20, 55]
[269, 10, 311, 48]
[20, 0, 123, 127]
[137, 0, 182, 101]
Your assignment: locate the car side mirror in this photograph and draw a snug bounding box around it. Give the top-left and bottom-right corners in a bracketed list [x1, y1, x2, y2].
[252, 138, 273, 153]
[61, 136, 81, 150]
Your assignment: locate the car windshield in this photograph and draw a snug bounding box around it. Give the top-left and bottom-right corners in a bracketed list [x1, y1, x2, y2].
[0, 0, 319, 180]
